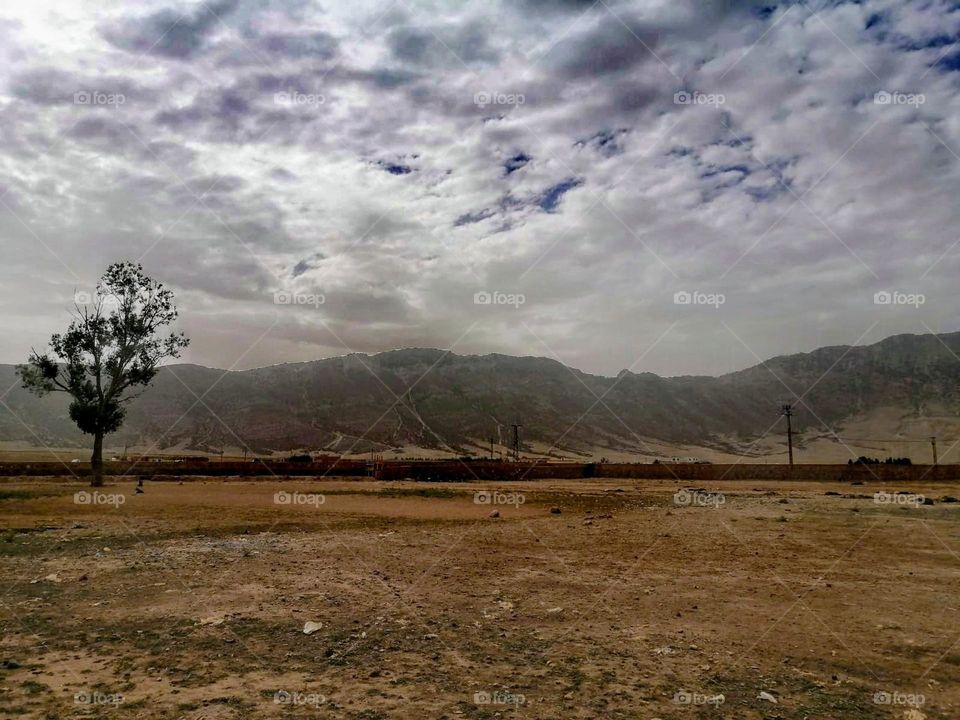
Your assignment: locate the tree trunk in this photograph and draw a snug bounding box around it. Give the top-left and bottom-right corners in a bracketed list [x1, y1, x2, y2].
[91, 432, 104, 487]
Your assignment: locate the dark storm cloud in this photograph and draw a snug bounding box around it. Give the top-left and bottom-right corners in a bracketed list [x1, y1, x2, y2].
[102, 0, 240, 59]
[9, 67, 146, 106]
[292, 253, 327, 277]
[454, 208, 497, 227]
[339, 67, 422, 90]
[546, 13, 661, 79]
[270, 167, 297, 182]
[152, 82, 314, 143]
[512, 0, 609, 12]
[255, 31, 339, 60]
[67, 117, 138, 154]
[387, 20, 499, 66]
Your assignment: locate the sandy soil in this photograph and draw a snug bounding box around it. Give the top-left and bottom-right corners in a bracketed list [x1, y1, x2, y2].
[1, 477, 958, 719]
[6, 404, 960, 466]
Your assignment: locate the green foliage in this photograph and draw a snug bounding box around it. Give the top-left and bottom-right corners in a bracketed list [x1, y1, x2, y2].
[16, 262, 189, 438]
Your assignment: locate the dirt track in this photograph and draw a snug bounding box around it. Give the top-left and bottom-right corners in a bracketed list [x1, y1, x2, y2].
[1, 477, 958, 719]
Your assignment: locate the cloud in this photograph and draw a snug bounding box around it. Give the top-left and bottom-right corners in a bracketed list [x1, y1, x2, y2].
[387, 20, 499, 67]
[102, 0, 240, 59]
[0, 0, 959, 381]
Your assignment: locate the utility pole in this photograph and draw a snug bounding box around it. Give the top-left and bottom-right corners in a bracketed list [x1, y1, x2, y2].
[931, 436, 938, 465]
[511, 423, 522, 463]
[781, 404, 794, 466]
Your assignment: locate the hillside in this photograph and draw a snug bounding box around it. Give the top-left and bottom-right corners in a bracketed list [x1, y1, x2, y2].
[1, 332, 958, 459]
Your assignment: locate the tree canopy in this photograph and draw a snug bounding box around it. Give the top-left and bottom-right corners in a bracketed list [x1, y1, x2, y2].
[18, 262, 189, 484]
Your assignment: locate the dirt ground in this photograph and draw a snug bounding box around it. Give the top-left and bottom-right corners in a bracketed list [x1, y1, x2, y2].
[1, 477, 958, 719]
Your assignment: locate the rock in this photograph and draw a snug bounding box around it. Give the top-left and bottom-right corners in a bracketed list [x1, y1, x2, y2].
[423, 633, 438, 639]
[922, 497, 935, 505]
[758, 691, 777, 703]
[550, 507, 562, 514]
[200, 616, 224, 626]
[44, 573, 62, 583]
[940, 496, 958, 503]
[488, 510, 500, 518]
[545, 607, 563, 614]
[303, 621, 323, 635]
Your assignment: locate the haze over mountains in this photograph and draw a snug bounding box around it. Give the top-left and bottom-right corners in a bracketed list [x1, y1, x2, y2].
[1, 331, 958, 461]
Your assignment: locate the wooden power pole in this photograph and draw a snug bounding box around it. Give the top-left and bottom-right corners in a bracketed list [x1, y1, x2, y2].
[781, 404, 794, 466]
[511, 423, 522, 462]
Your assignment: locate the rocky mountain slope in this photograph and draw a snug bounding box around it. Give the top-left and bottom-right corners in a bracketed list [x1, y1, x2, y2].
[1, 332, 958, 457]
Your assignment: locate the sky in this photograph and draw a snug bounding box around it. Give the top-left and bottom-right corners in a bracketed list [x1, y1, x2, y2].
[1, 0, 959, 378]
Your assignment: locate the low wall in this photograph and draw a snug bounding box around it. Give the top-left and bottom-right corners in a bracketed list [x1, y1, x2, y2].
[0, 460, 957, 483]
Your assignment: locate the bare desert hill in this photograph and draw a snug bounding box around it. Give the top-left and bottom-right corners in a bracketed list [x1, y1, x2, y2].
[1, 331, 958, 461]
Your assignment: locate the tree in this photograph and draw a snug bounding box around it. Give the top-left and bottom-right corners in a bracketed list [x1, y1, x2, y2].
[17, 262, 189, 486]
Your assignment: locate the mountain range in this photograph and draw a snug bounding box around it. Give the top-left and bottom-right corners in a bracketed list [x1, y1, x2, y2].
[1, 331, 959, 460]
